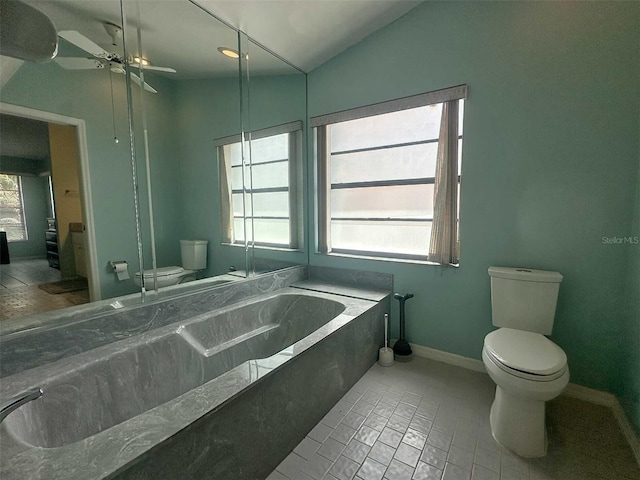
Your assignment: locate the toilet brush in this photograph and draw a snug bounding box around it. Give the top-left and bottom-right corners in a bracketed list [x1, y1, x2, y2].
[378, 313, 394, 366]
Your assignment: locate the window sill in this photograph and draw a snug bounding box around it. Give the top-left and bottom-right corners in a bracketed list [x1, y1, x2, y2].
[315, 251, 459, 268]
[221, 242, 304, 254]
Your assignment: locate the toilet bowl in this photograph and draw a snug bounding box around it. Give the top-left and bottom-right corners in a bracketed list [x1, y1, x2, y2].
[133, 239, 208, 290]
[134, 266, 196, 289]
[482, 328, 569, 457]
[484, 266, 568, 458]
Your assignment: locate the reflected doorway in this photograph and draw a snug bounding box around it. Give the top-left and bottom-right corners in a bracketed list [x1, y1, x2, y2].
[0, 108, 97, 319]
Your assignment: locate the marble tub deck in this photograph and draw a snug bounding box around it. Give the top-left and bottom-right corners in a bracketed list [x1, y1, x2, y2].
[0, 285, 386, 480]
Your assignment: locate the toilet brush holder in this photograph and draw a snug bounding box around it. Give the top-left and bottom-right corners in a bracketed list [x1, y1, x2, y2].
[393, 292, 414, 357]
[378, 313, 394, 367]
[379, 347, 394, 366]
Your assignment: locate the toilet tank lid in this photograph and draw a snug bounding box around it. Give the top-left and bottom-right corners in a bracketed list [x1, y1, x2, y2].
[488, 266, 563, 283]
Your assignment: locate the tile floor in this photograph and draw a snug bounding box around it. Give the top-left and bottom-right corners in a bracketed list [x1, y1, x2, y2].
[270, 357, 640, 480]
[0, 259, 89, 319]
[0, 258, 62, 288]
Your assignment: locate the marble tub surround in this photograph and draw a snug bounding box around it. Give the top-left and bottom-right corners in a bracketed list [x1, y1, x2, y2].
[0, 266, 306, 378]
[293, 280, 389, 302]
[0, 286, 389, 480]
[114, 292, 389, 480]
[309, 265, 394, 292]
[0, 272, 239, 338]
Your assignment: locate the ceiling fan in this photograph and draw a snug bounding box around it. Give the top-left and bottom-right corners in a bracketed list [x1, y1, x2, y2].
[54, 23, 177, 94]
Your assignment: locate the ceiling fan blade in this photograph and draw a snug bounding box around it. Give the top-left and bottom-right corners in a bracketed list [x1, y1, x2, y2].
[55, 57, 104, 70]
[129, 72, 157, 94]
[131, 64, 177, 74]
[59, 30, 111, 59]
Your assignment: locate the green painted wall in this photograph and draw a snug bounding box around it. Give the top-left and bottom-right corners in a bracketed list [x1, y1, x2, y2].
[173, 77, 243, 277]
[2, 62, 143, 298]
[129, 72, 183, 272]
[307, 1, 640, 395]
[7, 175, 48, 259]
[173, 74, 307, 276]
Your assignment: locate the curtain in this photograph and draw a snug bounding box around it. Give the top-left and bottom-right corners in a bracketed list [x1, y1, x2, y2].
[218, 145, 234, 244]
[316, 125, 331, 253]
[288, 131, 304, 249]
[428, 100, 460, 265]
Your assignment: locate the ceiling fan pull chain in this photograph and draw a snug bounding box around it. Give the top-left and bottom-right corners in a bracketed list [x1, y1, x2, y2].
[109, 69, 119, 144]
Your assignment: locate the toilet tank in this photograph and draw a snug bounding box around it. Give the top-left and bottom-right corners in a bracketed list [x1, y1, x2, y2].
[181, 240, 208, 270]
[488, 266, 563, 335]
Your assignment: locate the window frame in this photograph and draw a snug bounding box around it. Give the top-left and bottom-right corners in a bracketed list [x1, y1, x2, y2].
[0, 173, 29, 242]
[312, 85, 466, 262]
[216, 121, 303, 250]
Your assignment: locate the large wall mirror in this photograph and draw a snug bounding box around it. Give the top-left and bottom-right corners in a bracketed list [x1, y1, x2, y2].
[0, 0, 308, 321]
[127, 2, 308, 292]
[1, 0, 144, 321]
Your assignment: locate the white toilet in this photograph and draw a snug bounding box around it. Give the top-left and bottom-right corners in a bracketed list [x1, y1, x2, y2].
[134, 240, 208, 289]
[482, 266, 569, 458]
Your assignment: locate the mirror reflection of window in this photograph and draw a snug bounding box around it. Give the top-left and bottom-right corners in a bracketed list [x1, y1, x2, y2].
[0, 174, 28, 241]
[218, 123, 303, 250]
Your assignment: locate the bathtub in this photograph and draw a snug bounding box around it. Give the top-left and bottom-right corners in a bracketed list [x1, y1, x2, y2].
[0, 286, 387, 479]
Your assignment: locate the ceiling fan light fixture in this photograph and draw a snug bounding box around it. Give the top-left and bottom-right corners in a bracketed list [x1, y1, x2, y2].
[217, 47, 239, 59]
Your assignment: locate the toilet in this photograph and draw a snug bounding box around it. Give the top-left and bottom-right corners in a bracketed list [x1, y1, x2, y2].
[482, 266, 569, 458]
[134, 240, 208, 289]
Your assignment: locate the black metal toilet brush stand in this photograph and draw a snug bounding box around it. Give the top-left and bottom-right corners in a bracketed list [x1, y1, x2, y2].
[393, 292, 414, 357]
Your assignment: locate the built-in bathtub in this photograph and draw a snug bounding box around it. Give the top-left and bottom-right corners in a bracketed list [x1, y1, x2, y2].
[0, 286, 388, 479]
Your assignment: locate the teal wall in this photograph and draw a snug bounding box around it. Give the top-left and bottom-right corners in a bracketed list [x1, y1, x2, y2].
[2, 62, 143, 298]
[7, 175, 48, 259]
[129, 72, 183, 272]
[307, 1, 640, 396]
[173, 77, 244, 277]
[173, 74, 307, 277]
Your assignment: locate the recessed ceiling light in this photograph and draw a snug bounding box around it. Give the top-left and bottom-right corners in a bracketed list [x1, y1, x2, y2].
[217, 47, 240, 59]
[133, 56, 150, 66]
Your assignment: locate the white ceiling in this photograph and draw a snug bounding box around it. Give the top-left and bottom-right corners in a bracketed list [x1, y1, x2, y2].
[23, 1, 421, 77]
[195, 0, 422, 72]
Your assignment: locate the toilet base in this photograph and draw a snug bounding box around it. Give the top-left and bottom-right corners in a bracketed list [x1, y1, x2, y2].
[489, 386, 548, 458]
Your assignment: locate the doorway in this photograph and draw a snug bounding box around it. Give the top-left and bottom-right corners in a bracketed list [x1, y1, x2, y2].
[0, 103, 99, 319]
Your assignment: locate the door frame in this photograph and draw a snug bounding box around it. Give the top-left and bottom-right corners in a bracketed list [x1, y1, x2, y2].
[1, 102, 101, 301]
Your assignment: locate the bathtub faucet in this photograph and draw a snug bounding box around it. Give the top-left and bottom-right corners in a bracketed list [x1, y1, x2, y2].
[0, 387, 43, 423]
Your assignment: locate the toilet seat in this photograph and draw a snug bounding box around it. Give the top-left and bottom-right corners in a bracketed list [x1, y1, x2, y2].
[135, 266, 184, 279]
[484, 328, 567, 382]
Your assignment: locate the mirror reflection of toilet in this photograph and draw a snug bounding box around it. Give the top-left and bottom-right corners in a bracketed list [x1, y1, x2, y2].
[134, 240, 208, 289]
[482, 266, 569, 458]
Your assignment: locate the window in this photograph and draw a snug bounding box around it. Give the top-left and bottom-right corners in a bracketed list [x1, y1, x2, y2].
[217, 122, 303, 249]
[313, 85, 466, 264]
[0, 173, 28, 241]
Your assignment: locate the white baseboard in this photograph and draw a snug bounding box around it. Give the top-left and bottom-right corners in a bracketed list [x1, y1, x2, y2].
[613, 400, 640, 466]
[398, 340, 640, 465]
[408, 342, 486, 373]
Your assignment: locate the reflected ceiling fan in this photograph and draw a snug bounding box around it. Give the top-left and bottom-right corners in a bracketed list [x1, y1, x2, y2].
[54, 22, 177, 94]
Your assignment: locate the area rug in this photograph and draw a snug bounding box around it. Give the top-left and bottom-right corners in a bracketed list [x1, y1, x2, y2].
[63, 289, 91, 305]
[38, 278, 88, 295]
